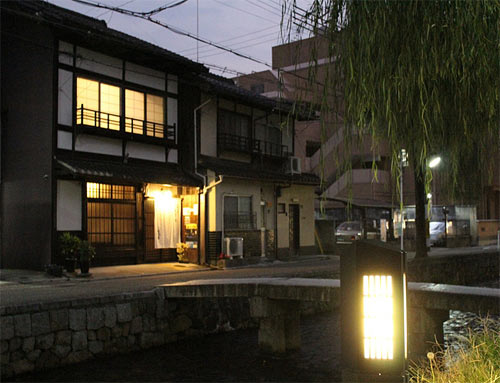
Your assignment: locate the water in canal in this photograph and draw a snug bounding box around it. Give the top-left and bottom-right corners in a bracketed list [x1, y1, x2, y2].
[12, 313, 342, 382]
[11, 311, 499, 382]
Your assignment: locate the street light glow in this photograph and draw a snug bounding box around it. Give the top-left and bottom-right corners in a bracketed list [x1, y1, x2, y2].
[363, 275, 394, 360]
[428, 156, 441, 168]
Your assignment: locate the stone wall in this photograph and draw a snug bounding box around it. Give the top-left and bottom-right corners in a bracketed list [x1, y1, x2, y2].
[408, 249, 500, 285]
[224, 230, 275, 258]
[0, 291, 255, 378]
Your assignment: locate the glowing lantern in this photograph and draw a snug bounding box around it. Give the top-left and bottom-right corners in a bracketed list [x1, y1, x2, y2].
[340, 240, 407, 382]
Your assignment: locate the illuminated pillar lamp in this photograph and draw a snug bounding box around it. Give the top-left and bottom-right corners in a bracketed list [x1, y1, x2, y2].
[340, 240, 408, 383]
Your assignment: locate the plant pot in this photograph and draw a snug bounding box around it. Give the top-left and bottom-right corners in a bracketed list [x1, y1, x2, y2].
[80, 260, 90, 274]
[64, 257, 77, 273]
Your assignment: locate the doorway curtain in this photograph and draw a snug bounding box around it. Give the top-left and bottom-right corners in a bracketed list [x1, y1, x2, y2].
[154, 197, 181, 249]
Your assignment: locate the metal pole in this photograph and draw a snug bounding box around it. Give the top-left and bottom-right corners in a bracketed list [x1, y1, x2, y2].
[196, 0, 199, 62]
[400, 153, 404, 253]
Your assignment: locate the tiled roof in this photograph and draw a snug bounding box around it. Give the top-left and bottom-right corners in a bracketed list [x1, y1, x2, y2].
[56, 157, 202, 187]
[2, 0, 206, 73]
[199, 73, 295, 112]
[198, 155, 320, 186]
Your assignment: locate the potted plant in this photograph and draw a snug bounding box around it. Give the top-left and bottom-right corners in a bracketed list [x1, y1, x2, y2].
[176, 242, 189, 263]
[78, 240, 96, 275]
[59, 232, 81, 272]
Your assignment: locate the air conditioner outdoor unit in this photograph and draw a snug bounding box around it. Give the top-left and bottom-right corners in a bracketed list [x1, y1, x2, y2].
[225, 237, 244, 259]
[286, 156, 302, 175]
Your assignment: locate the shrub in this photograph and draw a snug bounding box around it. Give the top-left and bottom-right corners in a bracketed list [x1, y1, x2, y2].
[410, 322, 500, 383]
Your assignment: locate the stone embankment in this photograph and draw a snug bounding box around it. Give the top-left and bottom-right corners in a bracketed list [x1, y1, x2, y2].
[0, 290, 255, 378]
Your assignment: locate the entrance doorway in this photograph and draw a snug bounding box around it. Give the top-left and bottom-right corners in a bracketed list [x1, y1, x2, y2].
[289, 204, 300, 255]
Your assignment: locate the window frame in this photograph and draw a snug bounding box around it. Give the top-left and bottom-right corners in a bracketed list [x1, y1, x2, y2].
[75, 75, 170, 141]
[223, 195, 255, 230]
[86, 182, 137, 248]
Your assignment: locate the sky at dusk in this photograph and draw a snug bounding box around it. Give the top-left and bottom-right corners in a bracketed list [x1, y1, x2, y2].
[46, 0, 313, 77]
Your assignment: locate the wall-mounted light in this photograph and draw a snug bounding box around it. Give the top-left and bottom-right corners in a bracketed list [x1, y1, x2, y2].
[340, 241, 407, 382]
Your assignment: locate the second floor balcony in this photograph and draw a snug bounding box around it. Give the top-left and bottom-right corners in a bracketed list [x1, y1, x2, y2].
[75, 106, 176, 143]
[217, 132, 289, 159]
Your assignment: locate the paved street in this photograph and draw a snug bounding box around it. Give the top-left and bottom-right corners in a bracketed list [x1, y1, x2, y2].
[0, 256, 339, 308]
[1, 245, 497, 308]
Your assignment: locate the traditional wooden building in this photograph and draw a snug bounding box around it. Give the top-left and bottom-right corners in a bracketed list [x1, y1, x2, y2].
[195, 74, 319, 264]
[1, 1, 206, 268]
[1, 1, 319, 270]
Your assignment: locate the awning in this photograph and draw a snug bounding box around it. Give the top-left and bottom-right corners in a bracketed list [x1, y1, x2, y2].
[56, 158, 202, 187]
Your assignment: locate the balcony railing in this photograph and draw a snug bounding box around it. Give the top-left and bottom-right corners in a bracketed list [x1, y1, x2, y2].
[253, 139, 288, 158]
[224, 212, 257, 230]
[218, 132, 289, 158]
[217, 132, 252, 153]
[76, 106, 175, 142]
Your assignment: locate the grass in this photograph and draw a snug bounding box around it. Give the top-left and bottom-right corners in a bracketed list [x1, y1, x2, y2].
[409, 322, 500, 383]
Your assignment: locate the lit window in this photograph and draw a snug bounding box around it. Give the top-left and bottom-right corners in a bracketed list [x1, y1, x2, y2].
[146, 94, 164, 138]
[76, 78, 99, 126]
[86, 182, 136, 246]
[363, 275, 394, 360]
[125, 89, 144, 135]
[100, 84, 120, 130]
[76, 77, 120, 131]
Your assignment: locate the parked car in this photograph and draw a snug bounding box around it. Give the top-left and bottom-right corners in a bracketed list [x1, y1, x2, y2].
[429, 221, 446, 246]
[335, 221, 364, 244]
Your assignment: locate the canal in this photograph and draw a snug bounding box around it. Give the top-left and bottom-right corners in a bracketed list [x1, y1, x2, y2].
[9, 310, 499, 382]
[11, 313, 342, 382]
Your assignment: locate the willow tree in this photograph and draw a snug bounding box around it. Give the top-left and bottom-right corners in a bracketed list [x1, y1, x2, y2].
[284, 0, 500, 257]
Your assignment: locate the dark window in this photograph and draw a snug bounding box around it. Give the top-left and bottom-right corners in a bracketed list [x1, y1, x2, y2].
[278, 203, 286, 214]
[250, 83, 265, 94]
[224, 196, 255, 230]
[219, 109, 250, 137]
[218, 109, 251, 153]
[254, 123, 285, 157]
[306, 141, 321, 157]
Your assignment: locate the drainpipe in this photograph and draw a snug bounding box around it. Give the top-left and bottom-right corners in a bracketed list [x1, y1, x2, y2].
[194, 98, 212, 186]
[221, 192, 227, 255]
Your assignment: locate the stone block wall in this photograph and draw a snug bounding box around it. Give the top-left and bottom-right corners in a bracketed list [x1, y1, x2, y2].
[408, 250, 500, 285]
[224, 230, 275, 258]
[0, 291, 255, 378]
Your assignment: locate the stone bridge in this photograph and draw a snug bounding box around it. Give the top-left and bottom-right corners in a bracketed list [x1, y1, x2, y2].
[160, 278, 500, 360]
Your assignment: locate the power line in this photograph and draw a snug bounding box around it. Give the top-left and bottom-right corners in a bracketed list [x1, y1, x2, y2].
[179, 25, 279, 56]
[187, 31, 279, 59]
[212, 0, 277, 25]
[255, 0, 283, 14]
[96, 0, 135, 18]
[68, 0, 325, 87]
[198, 36, 279, 60]
[246, 0, 281, 18]
[70, 0, 273, 67]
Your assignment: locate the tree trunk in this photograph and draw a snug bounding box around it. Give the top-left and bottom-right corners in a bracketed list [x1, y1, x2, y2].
[414, 164, 428, 258]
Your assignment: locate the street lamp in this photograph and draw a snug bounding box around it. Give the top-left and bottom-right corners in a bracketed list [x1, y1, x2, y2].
[399, 149, 409, 253]
[341, 240, 407, 383]
[428, 156, 441, 169]
[442, 206, 449, 247]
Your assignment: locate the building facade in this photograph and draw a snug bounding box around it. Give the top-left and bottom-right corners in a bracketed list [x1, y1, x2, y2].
[195, 74, 319, 264]
[1, 1, 319, 270]
[1, 1, 206, 268]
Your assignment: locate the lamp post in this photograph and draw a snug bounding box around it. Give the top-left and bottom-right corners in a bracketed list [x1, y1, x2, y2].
[399, 149, 408, 253]
[340, 241, 408, 383]
[442, 206, 449, 247]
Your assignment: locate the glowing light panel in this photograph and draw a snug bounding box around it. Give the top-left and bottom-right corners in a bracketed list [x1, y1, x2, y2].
[363, 275, 394, 360]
